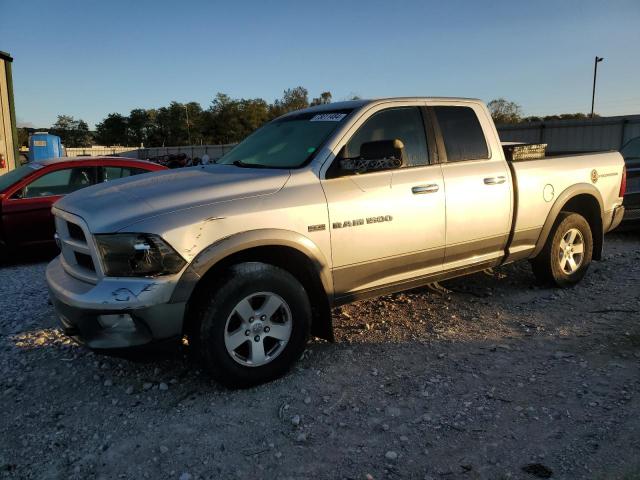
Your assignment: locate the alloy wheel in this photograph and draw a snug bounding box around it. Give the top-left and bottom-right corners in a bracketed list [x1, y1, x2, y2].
[558, 228, 585, 274]
[223, 292, 292, 367]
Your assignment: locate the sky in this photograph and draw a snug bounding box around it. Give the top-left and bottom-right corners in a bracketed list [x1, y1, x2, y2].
[1, 0, 639, 128]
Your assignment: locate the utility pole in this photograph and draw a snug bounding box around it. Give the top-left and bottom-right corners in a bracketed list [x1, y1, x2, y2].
[591, 56, 604, 119]
[184, 105, 192, 145]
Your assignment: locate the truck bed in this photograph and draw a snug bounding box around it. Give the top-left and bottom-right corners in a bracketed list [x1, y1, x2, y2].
[508, 150, 624, 244]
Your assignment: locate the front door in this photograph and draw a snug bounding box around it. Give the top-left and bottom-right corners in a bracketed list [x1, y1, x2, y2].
[321, 106, 446, 298]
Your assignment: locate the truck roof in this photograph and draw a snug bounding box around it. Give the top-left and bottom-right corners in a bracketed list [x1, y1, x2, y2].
[287, 97, 483, 116]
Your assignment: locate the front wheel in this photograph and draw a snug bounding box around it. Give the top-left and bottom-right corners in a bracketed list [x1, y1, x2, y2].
[190, 262, 311, 388]
[530, 212, 593, 287]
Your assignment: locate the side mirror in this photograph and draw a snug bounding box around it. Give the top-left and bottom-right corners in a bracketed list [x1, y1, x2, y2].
[339, 139, 404, 174]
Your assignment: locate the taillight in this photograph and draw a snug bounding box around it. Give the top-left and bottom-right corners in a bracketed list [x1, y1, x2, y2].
[619, 165, 627, 197]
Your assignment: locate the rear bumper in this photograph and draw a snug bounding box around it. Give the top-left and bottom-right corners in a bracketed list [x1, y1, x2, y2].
[606, 205, 625, 232]
[622, 206, 640, 222]
[46, 256, 186, 350]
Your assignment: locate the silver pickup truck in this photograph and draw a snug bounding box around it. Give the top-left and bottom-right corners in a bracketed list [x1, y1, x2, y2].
[46, 97, 626, 386]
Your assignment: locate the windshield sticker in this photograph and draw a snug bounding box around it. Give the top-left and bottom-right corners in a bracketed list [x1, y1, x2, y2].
[310, 113, 347, 122]
[28, 164, 44, 170]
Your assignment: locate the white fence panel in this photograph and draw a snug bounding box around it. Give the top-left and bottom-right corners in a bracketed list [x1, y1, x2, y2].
[66, 146, 139, 157]
[64, 144, 237, 161]
[498, 115, 640, 153]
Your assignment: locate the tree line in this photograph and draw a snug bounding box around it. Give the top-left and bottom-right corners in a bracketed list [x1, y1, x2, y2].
[18, 87, 334, 148]
[17, 92, 597, 149]
[487, 98, 598, 124]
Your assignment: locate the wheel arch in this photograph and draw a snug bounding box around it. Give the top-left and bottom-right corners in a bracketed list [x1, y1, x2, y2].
[531, 183, 604, 260]
[175, 229, 335, 341]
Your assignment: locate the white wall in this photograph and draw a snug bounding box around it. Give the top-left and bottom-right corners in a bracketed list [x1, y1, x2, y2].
[65, 144, 237, 161]
[498, 115, 640, 153]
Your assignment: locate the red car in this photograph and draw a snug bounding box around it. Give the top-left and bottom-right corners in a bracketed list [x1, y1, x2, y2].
[0, 157, 166, 255]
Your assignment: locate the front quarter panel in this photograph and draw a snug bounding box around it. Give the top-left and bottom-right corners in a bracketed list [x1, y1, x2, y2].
[119, 169, 333, 293]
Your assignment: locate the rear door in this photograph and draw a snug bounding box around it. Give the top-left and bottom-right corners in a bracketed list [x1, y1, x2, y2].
[432, 105, 512, 269]
[321, 105, 446, 297]
[2, 163, 97, 247]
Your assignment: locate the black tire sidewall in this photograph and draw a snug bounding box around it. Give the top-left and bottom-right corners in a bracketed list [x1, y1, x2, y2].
[548, 213, 593, 287]
[196, 263, 311, 388]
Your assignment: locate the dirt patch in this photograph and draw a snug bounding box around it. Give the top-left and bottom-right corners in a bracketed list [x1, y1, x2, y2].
[1, 232, 639, 479]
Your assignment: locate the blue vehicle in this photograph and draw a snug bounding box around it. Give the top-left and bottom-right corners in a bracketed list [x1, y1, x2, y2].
[29, 132, 64, 162]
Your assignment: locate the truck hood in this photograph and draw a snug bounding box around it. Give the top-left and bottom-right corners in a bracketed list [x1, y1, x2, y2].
[54, 164, 290, 233]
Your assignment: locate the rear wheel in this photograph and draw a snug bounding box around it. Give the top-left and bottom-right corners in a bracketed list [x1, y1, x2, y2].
[531, 212, 593, 287]
[190, 262, 311, 388]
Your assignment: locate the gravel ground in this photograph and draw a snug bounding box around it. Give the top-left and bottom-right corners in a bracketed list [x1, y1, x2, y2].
[1, 232, 639, 480]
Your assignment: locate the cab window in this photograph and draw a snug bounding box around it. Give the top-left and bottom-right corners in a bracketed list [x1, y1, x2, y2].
[16, 167, 96, 199]
[433, 106, 489, 162]
[343, 107, 429, 168]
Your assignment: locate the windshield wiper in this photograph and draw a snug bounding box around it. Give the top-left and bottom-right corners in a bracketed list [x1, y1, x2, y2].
[232, 160, 270, 169]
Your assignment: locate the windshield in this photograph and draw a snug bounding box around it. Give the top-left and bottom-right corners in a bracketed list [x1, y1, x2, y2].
[217, 110, 353, 168]
[0, 164, 42, 192]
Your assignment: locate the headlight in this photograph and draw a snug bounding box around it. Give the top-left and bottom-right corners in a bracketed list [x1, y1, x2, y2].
[95, 233, 186, 277]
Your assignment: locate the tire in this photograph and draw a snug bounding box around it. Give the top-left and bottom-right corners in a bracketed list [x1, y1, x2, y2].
[190, 262, 311, 388]
[530, 212, 593, 287]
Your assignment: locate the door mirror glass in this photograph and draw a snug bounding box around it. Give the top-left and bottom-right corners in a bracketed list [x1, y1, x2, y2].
[338, 139, 405, 174]
[360, 139, 405, 161]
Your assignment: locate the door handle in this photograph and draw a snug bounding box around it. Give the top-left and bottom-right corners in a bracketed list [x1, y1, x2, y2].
[484, 176, 506, 185]
[412, 184, 439, 194]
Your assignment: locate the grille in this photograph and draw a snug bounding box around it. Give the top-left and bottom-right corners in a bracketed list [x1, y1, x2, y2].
[53, 209, 102, 283]
[74, 252, 95, 272]
[67, 222, 86, 242]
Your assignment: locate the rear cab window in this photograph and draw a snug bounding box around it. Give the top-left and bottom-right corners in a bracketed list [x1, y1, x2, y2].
[433, 106, 489, 162]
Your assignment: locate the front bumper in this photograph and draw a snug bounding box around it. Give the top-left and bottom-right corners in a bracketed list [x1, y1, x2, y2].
[46, 256, 186, 350]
